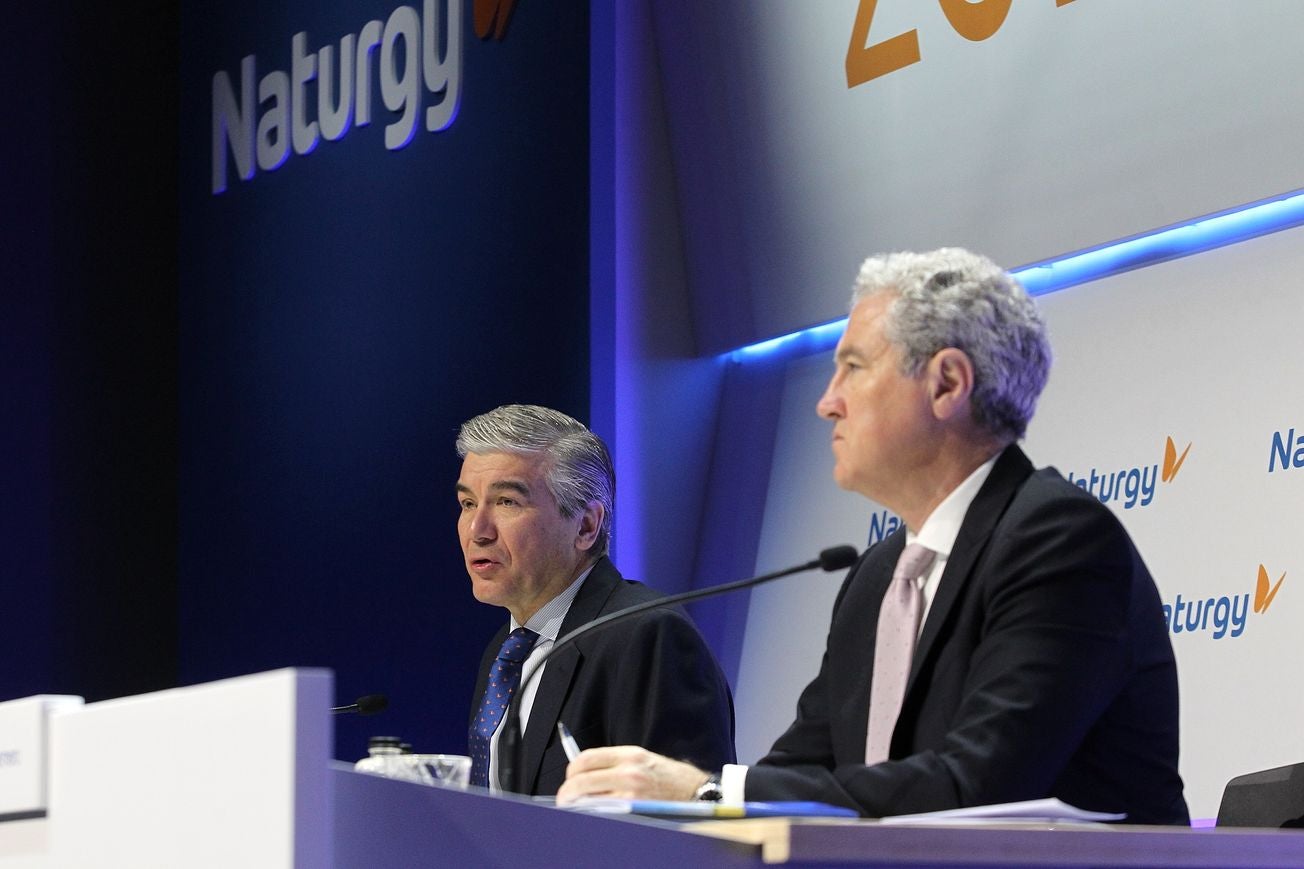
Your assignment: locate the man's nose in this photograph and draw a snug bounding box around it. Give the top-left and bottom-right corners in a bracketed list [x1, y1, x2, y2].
[468, 508, 496, 541]
[817, 383, 843, 420]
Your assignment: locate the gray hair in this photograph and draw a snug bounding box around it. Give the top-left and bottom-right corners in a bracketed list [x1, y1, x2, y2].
[851, 248, 1051, 442]
[456, 404, 614, 556]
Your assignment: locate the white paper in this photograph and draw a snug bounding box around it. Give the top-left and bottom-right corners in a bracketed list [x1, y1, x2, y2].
[881, 798, 1125, 825]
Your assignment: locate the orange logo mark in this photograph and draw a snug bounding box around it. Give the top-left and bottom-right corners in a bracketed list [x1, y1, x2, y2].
[1161, 436, 1191, 483]
[1254, 565, 1286, 614]
[474, 0, 519, 41]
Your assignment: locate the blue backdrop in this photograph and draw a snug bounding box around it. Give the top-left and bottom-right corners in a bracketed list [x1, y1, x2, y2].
[2, 3, 179, 704]
[177, 0, 591, 759]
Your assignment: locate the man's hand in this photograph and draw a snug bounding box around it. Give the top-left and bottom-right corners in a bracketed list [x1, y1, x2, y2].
[555, 746, 710, 804]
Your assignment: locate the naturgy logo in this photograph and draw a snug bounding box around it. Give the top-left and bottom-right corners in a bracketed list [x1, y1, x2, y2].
[1268, 426, 1304, 473]
[866, 508, 903, 547]
[1063, 436, 1191, 510]
[867, 435, 1191, 543]
[1163, 564, 1287, 640]
[211, 0, 521, 194]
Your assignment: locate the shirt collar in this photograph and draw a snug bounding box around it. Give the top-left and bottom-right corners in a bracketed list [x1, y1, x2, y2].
[906, 454, 1000, 559]
[510, 562, 596, 642]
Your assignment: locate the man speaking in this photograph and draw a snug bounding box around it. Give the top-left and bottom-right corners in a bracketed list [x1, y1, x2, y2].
[456, 404, 735, 796]
[558, 249, 1188, 823]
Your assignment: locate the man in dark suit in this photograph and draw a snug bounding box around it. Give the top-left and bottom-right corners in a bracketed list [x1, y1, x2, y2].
[457, 404, 734, 796]
[558, 248, 1188, 823]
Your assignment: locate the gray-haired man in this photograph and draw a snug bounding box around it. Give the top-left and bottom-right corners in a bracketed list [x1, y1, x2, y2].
[558, 249, 1187, 824]
[457, 404, 735, 796]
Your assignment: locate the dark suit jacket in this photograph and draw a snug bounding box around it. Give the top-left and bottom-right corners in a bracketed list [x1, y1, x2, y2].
[748, 446, 1189, 824]
[471, 557, 736, 796]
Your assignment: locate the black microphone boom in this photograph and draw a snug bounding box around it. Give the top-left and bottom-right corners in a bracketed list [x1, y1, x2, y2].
[331, 694, 389, 715]
[497, 544, 858, 793]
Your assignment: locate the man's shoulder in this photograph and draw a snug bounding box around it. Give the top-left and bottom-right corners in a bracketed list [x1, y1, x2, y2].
[987, 447, 1092, 508]
[563, 576, 714, 672]
[1019, 464, 1125, 518]
[582, 557, 667, 604]
[603, 577, 696, 630]
[585, 569, 706, 639]
[605, 576, 668, 606]
[1024, 464, 1099, 502]
[996, 462, 1138, 551]
[570, 559, 672, 617]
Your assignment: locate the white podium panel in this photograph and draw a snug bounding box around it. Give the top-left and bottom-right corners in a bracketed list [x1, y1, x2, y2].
[45, 669, 331, 869]
[0, 696, 83, 821]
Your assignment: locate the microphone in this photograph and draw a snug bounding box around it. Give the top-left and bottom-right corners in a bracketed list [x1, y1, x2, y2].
[497, 545, 859, 793]
[331, 694, 389, 715]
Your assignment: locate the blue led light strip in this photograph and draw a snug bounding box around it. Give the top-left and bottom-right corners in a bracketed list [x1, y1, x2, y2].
[731, 189, 1304, 362]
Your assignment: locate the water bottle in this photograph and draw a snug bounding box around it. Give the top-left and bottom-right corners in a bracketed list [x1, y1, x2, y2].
[354, 735, 404, 777]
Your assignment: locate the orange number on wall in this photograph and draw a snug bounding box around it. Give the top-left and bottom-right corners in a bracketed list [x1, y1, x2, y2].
[845, 0, 921, 88]
[847, 0, 1072, 89]
[937, 0, 1013, 42]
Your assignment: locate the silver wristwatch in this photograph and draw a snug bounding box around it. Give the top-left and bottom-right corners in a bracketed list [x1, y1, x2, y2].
[693, 772, 724, 802]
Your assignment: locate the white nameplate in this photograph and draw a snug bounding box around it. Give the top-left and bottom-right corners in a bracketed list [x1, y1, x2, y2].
[0, 695, 83, 819]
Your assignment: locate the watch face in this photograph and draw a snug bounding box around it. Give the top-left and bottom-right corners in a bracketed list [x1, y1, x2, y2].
[695, 775, 724, 802]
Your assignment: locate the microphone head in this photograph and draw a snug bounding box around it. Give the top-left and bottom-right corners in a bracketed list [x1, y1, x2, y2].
[818, 545, 858, 571]
[355, 694, 389, 715]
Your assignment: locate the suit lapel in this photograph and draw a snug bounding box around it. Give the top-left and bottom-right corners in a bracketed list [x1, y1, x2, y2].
[516, 557, 621, 794]
[908, 445, 1033, 689]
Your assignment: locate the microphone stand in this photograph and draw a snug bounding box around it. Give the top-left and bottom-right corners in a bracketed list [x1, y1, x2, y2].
[497, 545, 859, 793]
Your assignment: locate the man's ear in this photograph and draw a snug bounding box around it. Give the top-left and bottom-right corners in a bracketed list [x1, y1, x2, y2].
[927, 347, 975, 421]
[575, 501, 604, 552]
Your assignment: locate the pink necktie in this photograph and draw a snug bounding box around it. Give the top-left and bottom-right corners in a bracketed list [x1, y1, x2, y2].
[865, 542, 935, 765]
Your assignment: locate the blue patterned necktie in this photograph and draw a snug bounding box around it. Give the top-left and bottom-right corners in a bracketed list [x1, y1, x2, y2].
[469, 627, 540, 788]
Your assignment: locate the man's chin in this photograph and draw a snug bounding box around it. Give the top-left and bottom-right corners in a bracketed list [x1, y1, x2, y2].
[470, 581, 505, 608]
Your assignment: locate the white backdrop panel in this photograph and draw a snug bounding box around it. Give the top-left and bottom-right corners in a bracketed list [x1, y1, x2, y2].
[733, 353, 877, 767]
[1027, 226, 1304, 820]
[735, 227, 1304, 819]
[657, 0, 1304, 347]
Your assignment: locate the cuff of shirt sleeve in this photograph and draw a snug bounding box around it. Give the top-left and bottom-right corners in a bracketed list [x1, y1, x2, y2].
[721, 763, 747, 804]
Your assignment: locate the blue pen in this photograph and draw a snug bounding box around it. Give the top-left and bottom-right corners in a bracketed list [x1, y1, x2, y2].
[557, 721, 582, 761]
